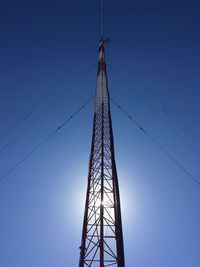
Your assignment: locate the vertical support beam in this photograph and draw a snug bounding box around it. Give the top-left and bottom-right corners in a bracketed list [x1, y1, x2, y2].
[108, 102, 125, 267]
[79, 114, 96, 267]
[100, 67, 105, 266]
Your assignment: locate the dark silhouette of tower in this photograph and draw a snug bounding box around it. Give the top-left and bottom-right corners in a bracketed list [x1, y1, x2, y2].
[79, 39, 125, 267]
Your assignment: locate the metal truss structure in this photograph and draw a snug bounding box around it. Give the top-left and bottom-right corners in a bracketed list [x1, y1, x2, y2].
[79, 39, 125, 267]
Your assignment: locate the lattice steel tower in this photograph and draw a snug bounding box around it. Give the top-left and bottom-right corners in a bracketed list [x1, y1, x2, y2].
[78, 39, 125, 267]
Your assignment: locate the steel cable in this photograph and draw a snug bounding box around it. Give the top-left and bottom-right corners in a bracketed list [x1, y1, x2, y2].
[109, 64, 200, 158]
[0, 63, 96, 154]
[0, 96, 94, 183]
[111, 98, 200, 188]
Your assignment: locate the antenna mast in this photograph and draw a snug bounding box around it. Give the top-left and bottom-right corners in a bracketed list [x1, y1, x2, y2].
[101, 0, 104, 38]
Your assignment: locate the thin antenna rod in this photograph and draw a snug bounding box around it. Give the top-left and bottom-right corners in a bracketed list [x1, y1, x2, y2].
[101, 0, 104, 38]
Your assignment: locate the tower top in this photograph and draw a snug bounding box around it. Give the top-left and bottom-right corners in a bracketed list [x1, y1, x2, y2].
[97, 39, 107, 79]
[98, 39, 105, 61]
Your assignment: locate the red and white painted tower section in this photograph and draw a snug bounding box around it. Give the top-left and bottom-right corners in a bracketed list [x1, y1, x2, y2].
[79, 39, 125, 267]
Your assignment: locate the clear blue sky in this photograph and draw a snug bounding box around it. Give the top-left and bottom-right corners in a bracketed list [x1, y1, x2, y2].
[0, 0, 200, 266]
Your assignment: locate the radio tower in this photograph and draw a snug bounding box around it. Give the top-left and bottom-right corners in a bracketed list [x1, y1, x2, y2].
[78, 3, 125, 266]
